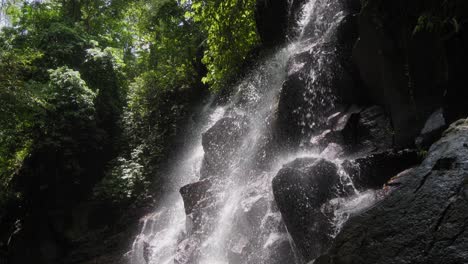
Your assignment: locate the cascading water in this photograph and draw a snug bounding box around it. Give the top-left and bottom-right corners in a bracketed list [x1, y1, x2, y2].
[129, 0, 378, 263]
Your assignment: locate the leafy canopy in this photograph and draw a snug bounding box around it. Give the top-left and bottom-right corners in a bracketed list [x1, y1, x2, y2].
[184, 0, 259, 90]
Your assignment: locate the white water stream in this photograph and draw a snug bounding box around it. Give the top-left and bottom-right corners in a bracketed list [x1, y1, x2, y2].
[129, 0, 377, 263]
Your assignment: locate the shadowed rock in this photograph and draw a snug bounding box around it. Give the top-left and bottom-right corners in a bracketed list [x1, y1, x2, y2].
[316, 118, 468, 264]
[352, 0, 468, 147]
[272, 158, 353, 261]
[415, 108, 447, 149]
[311, 106, 392, 153]
[276, 6, 363, 149]
[342, 149, 421, 190]
[180, 179, 212, 215]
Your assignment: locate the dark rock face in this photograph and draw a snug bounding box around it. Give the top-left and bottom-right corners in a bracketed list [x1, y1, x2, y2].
[201, 116, 249, 178]
[415, 108, 447, 149]
[354, 106, 393, 150]
[266, 238, 296, 264]
[255, 0, 289, 46]
[179, 180, 218, 235]
[316, 118, 468, 264]
[287, 0, 307, 32]
[180, 179, 212, 215]
[311, 106, 393, 153]
[342, 149, 421, 190]
[272, 158, 353, 262]
[277, 6, 363, 149]
[353, 0, 468, 147]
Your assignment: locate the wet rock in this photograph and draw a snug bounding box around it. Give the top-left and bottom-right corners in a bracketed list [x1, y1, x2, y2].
[201, 116, 249, 178]
[340, 0, 361, 14]
[415, 108, 447, 149]
[282, 157, 318, 170]
[260, 211, 287, 234]
[227, 194, 270, 246]
[322, 106, 362, 148]
[321, 143, 345, 160]
[227, 235, 250, 264]
[342, 149, 421, 190]
[142, 241, 150, 264]
[264, 233, 295, 264]
[352, 0, 468, 147]
[228, 192, 284, 264]
[316, 118, 468, 264]
[185, 198, 219, 235]
[310, 129, 338, 150]
[356, 106, 393, 150]
[276, 69, 309, 148]
[239, 195, 269, 228]
[272, 158, 353, 261]
[302, 0, 344, 40]
[277, 9, 363, 149]
[180, 179, 212, 215]
[179, 179, 222, 235]
[174, 237, 200, 264]
[311, 106, 392, 152]
[287, 0, 307, 32]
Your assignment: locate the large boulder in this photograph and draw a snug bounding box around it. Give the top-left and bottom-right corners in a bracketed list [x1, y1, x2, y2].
[310, 106, 393, 153]
[316, 118, 468, 264]
[415, 108, 447, 149]
[342, 149, 421, 190]
[180, 179, 212, 215]
[179, 179, 220, 235]
[277, 11, 363, 149]
[263, 233, 296, 264]
[174, 237, 201, 264]
[302, 0, 360, 42]
[272, 158, 353, 261]
[355, 106, 393, 150]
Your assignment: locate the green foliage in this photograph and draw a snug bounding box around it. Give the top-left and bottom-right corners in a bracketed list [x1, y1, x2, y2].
[0, 0, 262, 213]
[185, 0, 259, 91]
[0, 0, 23, 25]
[38, 22, 88, 67]
[131, 0, 204, 90]
[45, 67, 96, 113]
[0, 28, 43, 189]
[412, 1, 465, 37]
[82, 46, 127, 159]
[93, 146, 149, 204]
[126, 71, 187, 157]
[36, 67, 97, 150]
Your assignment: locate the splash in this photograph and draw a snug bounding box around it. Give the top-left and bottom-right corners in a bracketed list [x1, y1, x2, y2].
[129, 0, 378, 263]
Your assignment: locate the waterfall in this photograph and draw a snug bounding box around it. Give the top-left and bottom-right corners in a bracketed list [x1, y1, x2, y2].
[129, 0, 377, 263]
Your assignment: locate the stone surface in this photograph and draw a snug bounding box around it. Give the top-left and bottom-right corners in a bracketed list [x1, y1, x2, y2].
[342, 149, 421, 190]
[316, 118, 468, 264]
[311, 106, 392, 153]
[201, 116, 249, 178]
[264, 234, 296, 264]
[276, 4, 363, 149]
[272, 158, 353, 262]
[415, 108, 447, 149]
[356, 106, 393, 150]
[353, 0, 468, 147]
[180, 179, 212, 215]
